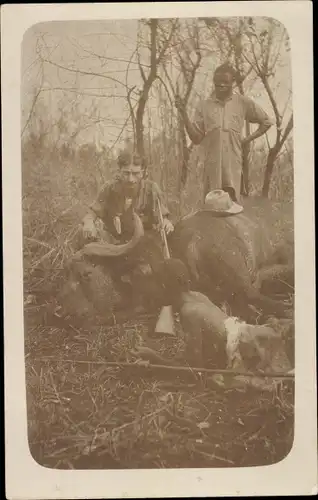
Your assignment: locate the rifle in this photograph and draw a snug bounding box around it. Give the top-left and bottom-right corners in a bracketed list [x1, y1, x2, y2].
[157, 194, 171, 260]
[153, 195, 176, 337]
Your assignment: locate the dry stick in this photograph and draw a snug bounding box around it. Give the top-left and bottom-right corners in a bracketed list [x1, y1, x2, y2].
[48, 371, 87, 435]
[30, 248, 56, 273]
[25, 236, 51, 249]
[76, 402, 175, 457]
[191, 447, 235, 466]
[29, 223, 79, 273]
[35, 357, 294, 381]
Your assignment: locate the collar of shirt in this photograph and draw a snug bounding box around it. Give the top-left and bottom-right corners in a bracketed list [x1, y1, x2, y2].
[210, 90, 235, 104]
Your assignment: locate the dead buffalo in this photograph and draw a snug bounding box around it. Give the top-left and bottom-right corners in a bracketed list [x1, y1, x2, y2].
[168, 196, 294, 321]
[58, 196, 294, 326]
[58, 214, 165, 326]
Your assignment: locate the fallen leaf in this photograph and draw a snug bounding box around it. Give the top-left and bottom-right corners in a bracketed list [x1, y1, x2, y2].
[197, 421, 210, 430]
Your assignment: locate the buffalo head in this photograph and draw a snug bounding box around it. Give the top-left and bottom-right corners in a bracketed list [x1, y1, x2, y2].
[82, 211, 145, 259]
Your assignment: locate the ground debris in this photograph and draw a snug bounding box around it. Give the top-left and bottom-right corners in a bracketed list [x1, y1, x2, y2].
[25, 309, 294, 469]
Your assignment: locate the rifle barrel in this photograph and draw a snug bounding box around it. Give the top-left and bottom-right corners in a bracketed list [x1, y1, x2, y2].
[157, 196, 170, 260]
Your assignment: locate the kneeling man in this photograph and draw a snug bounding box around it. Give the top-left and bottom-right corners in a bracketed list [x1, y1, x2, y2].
[67, 148, 174, 314]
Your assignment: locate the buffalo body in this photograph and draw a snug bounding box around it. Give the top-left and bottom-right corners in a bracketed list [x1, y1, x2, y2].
[168, 197, 294, 320]
[59, 197, 294, 325]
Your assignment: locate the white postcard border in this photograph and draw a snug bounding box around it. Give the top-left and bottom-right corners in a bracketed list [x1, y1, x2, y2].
[2, 2, 317, 498]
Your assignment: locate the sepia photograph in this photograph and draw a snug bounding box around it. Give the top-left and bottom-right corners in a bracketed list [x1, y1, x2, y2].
[3, 2, 316, 499]
[21, 12, 296, 468]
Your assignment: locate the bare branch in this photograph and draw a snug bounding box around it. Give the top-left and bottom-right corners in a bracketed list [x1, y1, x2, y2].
[150, 18, 158, 73]
[162, 63, 176, 96]
[40, 87, 135, 100]
[136, 27, 147, 83]
[156, 19, 178, 65]
[156, 76, 174, 107]
[268, 29, 285, 72]
[138, 51, 147, 83]
[109, 106, 138, 152]
[127, 85, 137, 142]
[22, 58, 45, 137]
[41, 58, 130, 89]
[280, 89, 292, 122]
[261, 74, 281, 136]
[22, 87, 42, 138]
[248, 37, 263, 75]
[67, 36, 150, 69]
[125, 48, 139, 142]
[277, 114, 293, 151]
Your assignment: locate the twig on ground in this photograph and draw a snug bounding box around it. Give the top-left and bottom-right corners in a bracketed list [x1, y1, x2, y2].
[25, 237, 52, 249]
[30, 248, 56, 273]
[192, 448, 235, 465]
[86, 403, 173, 455]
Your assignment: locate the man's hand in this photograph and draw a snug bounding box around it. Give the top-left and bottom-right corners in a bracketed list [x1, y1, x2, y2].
[163, 217, 174, 235]
[83, 219, 98, 240]
[242, 122, 271, 146]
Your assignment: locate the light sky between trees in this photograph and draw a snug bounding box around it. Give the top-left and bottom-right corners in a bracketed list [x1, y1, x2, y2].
[21, 18, 292, 154]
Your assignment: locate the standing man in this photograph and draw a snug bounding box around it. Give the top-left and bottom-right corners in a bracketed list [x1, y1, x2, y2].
[175, 62, 273, 203]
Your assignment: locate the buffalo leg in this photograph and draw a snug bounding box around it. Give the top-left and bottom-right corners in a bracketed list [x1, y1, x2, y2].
[255, 264, 294, 296]
[246, 286, 292, 320]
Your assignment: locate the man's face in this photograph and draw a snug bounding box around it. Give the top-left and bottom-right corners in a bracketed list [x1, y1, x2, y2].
[214, 72, 233, 100]
[119, 164, 143, 194]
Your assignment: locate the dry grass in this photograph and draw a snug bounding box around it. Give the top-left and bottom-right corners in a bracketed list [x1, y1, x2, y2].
[25, 314, 294, 469]
[23, 139, 294, 469]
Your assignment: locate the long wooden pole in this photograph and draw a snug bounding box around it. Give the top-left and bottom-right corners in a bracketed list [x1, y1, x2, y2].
[33, 356, 295, 381]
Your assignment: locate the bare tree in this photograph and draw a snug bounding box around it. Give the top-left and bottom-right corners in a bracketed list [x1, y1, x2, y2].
[244, 18, 293, 197]
[175, 22, 202, 190]
[134, 19, 178, 169]
[159, 20, 202, 190]
[23, 20, 292, 202]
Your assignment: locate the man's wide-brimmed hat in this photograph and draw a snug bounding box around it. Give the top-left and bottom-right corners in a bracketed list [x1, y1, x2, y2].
[203, 189, 243, 215]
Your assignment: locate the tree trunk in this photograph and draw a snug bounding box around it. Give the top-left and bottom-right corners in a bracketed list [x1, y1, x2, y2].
[178, 114, 190, 191]
[136, 81, 152, 168]
[262, 148, 277, 197]
[136, 19, 158, 169]
[241, 122, 251, 196]
[236, 70, 250, 198]
[262, 114, 293, 197]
